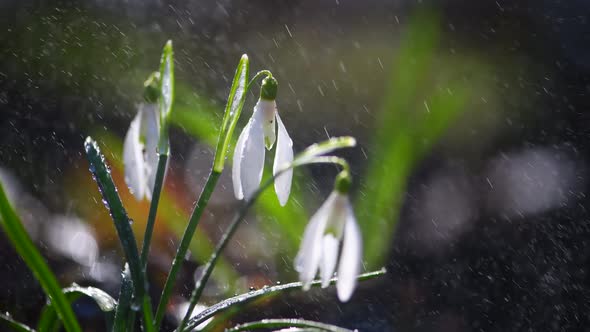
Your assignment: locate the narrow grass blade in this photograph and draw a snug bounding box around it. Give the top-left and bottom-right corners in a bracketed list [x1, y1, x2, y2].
[213, 54, 249, 172]
[84, 137, 145, 298]
[158, 40, 174, 154]
[183, 269, 385, 331]
[62, 285, 117, 312]
[84, 137, 154, 332]
[0, 183, 81, 332]
[112, 264, 134, 332]
[225, 319, 354, 332]
[38, 285, 117, 332]
[37, 305, 61, 332]
[357, 10, 472, 267]
[0, 313, 36, 332]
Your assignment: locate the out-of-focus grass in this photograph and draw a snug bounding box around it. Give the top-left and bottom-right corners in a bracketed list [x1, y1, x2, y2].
[171, 84, 220, 146]
[357, 10, 491, 268]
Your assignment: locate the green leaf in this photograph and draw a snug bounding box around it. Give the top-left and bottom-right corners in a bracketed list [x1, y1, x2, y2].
[0, 183, 82, 332]
[62, 284, 117, 312]
[84, 137, 145, 299]
[84, 137, 154, 332]
[225, 319, 354, 332]
[37, 306, 61, 332]
[158, 40, 175, 154]
[213, 54, 249, 172]
[0, 313, 36, 332]
[112, 264, 134, 332]
[159, 40, 174, 122]
[37, 284, 117, 332]
[183, 269, 385, 331]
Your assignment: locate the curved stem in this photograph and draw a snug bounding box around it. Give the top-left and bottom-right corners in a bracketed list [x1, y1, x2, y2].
[140, 153, 168, 267]
[154, 170, 221, 329]
[246, 70, 272, 91]
[291, 156, 350, 173]
[225, 319, 354, 332]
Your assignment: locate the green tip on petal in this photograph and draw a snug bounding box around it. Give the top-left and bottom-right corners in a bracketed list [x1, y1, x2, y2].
[334, 170, 352, 194]
[260, 76, 278, 101]
[143, 71, 161, 103]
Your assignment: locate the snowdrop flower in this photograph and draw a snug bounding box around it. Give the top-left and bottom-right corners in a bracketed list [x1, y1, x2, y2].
[123, 103, 160, 201]
[232, 76, 293, 206]
[295, 171, 362, 302]
[123, 72, 163, 201]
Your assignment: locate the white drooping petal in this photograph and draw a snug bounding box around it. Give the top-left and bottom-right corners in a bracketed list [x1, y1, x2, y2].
[123, 109, 146, 200]
[320, 234, 339, 288]
[272, 113, 293, 206]
[141, 104, 160, 200]
[295, 192, 336, 289]
[260, 100, 277, 150]
[233, 103, 266, 201]
[123, 104, 162, 201]
[336, 203, 362, 302]
[232, 121, 250, 200]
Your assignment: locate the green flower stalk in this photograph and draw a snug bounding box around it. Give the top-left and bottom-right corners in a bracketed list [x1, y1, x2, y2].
[155, 53, 249, 330]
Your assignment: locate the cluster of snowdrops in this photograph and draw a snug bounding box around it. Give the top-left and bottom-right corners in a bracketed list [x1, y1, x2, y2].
[0, 41, 384, 332]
